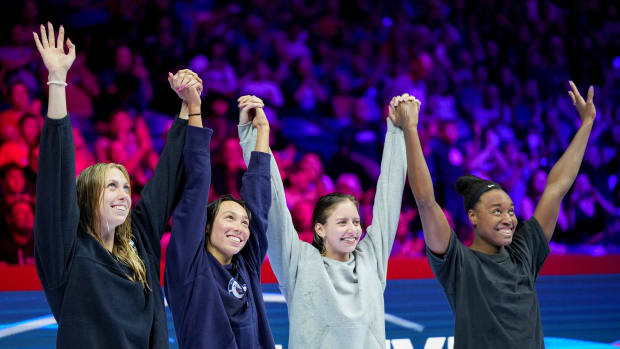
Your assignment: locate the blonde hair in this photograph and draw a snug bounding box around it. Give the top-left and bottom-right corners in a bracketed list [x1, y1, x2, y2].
[76, 163, 150, 291]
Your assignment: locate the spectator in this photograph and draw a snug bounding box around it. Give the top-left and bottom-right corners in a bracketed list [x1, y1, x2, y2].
[17, 112, 41, 148]
[200, 41, 238, 97]
[299, 152, 334, 197]
[391, 208, 425, 258]
[211, 137, 245, 198]
[72, 127, 95, 175]
[284, 165, 317, 209]
[240, 59, 284, 108]
[0, 81, 40, 133]
[521, 169, 569, 240]
[66, 53, 100, 120]
[0, 0, 618, 251]
[0, 200, 35, 265]
[98, 45, 153, 113]
[1, 164, 32, 207]
[567, 174, 619, 245]
[291, 201, 314, 244]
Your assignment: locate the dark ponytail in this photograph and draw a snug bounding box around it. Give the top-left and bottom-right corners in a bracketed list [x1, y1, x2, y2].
[455, 175, 502, 211]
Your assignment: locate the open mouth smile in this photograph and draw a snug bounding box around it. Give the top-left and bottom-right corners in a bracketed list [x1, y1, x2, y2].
[496, 227, 513, 236]
[226, 234, 244, 246]
[340, 236, 358, 245]
[111, 204, 128, 212]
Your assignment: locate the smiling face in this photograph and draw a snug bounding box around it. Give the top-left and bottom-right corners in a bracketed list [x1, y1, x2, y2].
[99, 167, 131, 232]
[469, 189, 517, 254]
[315, 200, 362, 262]
[207, 200, 250, 265]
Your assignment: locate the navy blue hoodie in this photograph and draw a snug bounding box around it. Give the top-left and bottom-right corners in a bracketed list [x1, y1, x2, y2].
[164, 125, 275, 349]
[35, 115, 188, 348]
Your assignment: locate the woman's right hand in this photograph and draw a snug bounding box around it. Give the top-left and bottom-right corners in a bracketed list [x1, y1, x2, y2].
[33, 22, 76, 81]
[238, 95, 269, 152]
[168, 69, 203, 106]
[390, 93, 419, 130]
[237, 95, 266, 128]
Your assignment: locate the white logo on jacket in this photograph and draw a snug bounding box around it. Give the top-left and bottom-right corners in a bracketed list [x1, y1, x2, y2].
[228, 278, 247, 299]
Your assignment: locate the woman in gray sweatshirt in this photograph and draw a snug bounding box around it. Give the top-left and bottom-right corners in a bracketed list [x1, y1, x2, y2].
[237, 95, 411, 348]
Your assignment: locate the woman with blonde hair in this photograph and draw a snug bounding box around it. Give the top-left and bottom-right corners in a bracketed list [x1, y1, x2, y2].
[33, 22, 201, 348]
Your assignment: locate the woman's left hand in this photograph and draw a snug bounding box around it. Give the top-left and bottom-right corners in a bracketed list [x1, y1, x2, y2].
[33, 22, 76, 80]
[568, 81, 596, 125]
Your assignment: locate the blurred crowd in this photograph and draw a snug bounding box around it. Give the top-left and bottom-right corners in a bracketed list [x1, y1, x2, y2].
[1, 0, 619, 265]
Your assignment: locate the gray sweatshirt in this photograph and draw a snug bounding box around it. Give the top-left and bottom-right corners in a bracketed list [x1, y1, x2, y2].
[238, 119, 406, 349]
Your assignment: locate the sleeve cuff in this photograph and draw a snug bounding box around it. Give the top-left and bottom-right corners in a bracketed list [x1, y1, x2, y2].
[526, 216, 550, 256]
[185, 126, 213, 153]
[173, 115, 189, 125]
[44, 115, 71, 126]
[426, 230, 456, 262]
[386, 117, 403, 134]
[237, 122, 256, 142]
[247, 151, 271, 175]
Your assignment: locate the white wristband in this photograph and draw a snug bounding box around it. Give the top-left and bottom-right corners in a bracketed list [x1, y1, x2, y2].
[47, 81, 68, 86]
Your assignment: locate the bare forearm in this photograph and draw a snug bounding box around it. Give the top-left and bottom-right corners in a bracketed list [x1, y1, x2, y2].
[403, 125, 451, 254]
[403, 127, 437, 207]
[546, 120, 593, 195]
[255, 125, 269, 153]
[187, 103, 202, 128]
[179, 102, 189, 120]
[47, 72, 68, 119]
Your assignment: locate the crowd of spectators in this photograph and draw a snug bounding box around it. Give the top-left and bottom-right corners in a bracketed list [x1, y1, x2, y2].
[1, 0, 619, 265]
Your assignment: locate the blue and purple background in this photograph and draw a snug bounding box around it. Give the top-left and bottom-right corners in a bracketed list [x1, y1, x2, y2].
[1, 0, 619, 347]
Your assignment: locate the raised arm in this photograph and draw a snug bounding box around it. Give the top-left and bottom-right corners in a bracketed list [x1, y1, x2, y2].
[33, 23, 78, 290]
[131, 71, 202, 256]
[164, 83, 211, 287]
[397, 95, 452, 255]
[359, 108, 407, 286]
[169, 69, 203, 126]
[238, 96, 272, 268]
[534, 81, 596, 241]
[237, 95, 303, 292]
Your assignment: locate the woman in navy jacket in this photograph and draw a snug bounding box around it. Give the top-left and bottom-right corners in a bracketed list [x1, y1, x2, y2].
[164, 95, 275, 348]
[33, 23, 201, 348]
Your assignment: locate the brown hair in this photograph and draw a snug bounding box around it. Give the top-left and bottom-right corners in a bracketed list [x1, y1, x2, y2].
[311, 193, 359, 254]
[76, 163, 150, 291]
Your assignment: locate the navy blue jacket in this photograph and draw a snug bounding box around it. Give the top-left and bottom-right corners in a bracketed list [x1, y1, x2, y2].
[164, 126, 275, 349]
[35, 115, 188, 348]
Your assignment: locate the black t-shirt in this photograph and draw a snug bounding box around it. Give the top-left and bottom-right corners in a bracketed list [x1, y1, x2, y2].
[427, 217, 550, 349]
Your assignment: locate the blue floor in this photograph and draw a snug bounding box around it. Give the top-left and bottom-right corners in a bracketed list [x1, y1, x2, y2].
[1, 274, 619, 348]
